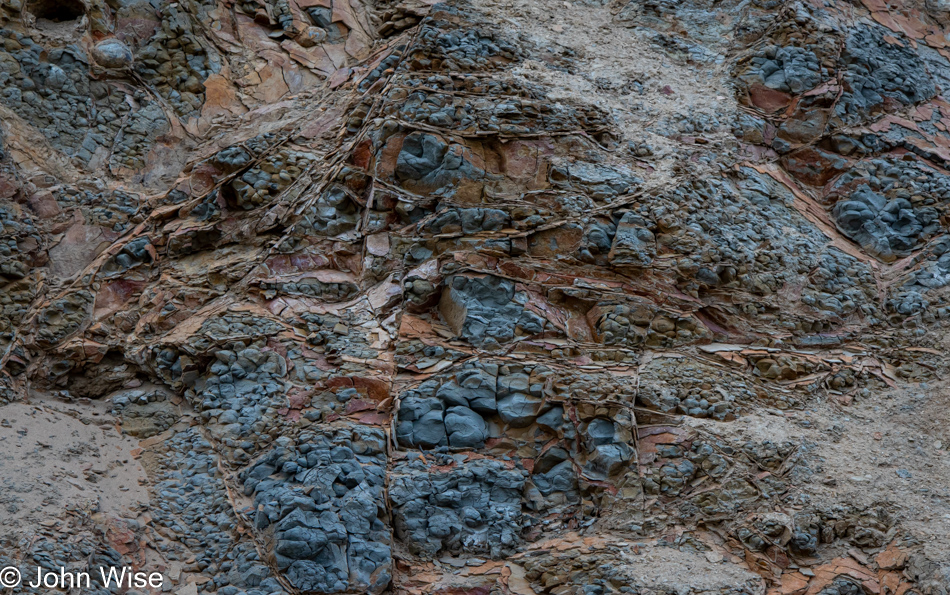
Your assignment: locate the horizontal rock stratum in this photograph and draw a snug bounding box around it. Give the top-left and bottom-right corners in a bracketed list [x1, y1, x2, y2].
[0, 0, 949, 593]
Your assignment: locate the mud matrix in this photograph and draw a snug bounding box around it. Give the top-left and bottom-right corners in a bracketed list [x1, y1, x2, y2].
[1, 0, 949, 593]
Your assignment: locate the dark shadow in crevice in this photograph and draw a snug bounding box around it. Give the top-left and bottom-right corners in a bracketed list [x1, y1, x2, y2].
[28, 0, 85, 22]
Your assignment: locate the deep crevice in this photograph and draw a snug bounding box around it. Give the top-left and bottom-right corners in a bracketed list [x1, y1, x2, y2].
[27, 0, 85, 22]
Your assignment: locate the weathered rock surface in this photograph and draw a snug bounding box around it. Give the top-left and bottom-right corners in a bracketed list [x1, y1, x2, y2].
[1, 0, 950, 593]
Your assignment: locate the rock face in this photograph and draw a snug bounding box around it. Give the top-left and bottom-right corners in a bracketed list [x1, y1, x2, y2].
[2, 0, 950, 593]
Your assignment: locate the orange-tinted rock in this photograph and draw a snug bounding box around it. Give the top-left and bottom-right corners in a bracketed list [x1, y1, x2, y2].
[876, 545, 908, 570]
[749, 83, 793, 112]
[782, 147, 851, 186]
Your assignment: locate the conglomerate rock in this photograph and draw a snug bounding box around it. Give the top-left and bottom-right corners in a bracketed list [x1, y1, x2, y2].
[1, 0, 950, 593]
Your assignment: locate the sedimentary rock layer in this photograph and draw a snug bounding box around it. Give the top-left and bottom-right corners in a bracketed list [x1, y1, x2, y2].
[1, 0, 949, 593]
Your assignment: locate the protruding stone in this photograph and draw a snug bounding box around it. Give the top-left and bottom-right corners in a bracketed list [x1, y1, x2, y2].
[92, 39, 133, 69]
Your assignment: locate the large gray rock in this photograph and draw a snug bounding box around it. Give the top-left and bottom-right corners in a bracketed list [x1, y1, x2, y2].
[436, 367, 497, 413]
[92, 39, 133, 69]
[438, 275, 545, 349]
[444, 406, 488, 448]
[533, 460, 577, 496]
[586, 418, 616, 446]
[496, 392, 543, 427]
[396, 396, 446, 447]
[537, 406, 565, 431]
[584, 443, 635, 479]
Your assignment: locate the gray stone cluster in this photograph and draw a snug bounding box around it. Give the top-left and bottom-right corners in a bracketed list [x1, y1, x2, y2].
[423, 205, 509, 234]
[0, 536, 125, 595]
[0, 29, 170, 169]
[594, 302, 708, 348]
[608, 211, 657, 266]
[832, 187, 933, 261]
[397, 361, 552, 448]
[134, 2, 214, 115]
[0, 201, 37, 282]
[199, 314, 285, 343]
[189, 341, 289, 458]
[109, 102, 169, 171]
[384, 83, 612, 135]
[295, 185, 360, 237]
[153, 429, 286, 595]
[300, 312, 381, 362]
[578, 217, 617, 264]
[102, 236, 153, 276]
[410, 23, 518, 72]
[54, 187, 143, 233]
[550, 162, 641, 200]
[395, 360, 638, 546]
[229, 148, 314, 210]
[836, 25, 936, 122]
[800, 249, 878, 319]
[34, 291, 92, 348]
[638, 355, 782, 418]
[828, 157, 949, 261]
[745, 45, 824, 94]
[110, 387, 176, 438]
[438, 275, 546, 349]
[390, 455, 526, 557]
[0, 31, 91, 152]
[260, 278, 359, 301]
[394, 132, 488, 194]
[239, 425, 391, 594]
[358, 47, 405, 93]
